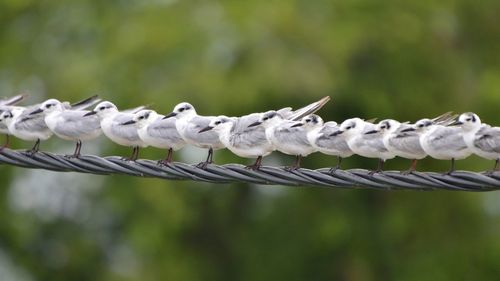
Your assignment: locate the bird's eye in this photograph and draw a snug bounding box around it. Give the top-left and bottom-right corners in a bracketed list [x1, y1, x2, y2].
[263, 117, 268, 121]
[215, 121, 221, 125]
[305, 119, 311, 122]
[138, 116, 144, 120]
[466, 118, 471, 122]
[99, 106, 105, 110]
[46, 104, 51, 108]
[418, 124, 423, 128]
[179, 108, 185, 112]
[346, 126, 352, 130]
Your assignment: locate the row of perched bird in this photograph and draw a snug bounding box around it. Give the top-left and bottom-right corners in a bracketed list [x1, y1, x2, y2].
[0, 95, 499, 174]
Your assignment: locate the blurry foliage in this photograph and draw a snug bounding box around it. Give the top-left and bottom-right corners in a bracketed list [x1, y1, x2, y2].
[1, 0, 500, 280]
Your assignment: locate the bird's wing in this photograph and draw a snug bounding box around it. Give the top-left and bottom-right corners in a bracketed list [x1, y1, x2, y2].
[231, 114, 261, 133]
[147, 118, 181, 140]
[287, 96, 330, 121]
[274, 124, 310, 147]
[14, 113, 47, 132]
[428, 127, 468, 151]
[0, 94, 26, 106]
[70, 95, 101, 110]
[54, 111, 100, 136]
[474, 126, 500, 153]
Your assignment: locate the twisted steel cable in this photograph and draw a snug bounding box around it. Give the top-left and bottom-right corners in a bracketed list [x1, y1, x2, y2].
[1, 148, 500, 191]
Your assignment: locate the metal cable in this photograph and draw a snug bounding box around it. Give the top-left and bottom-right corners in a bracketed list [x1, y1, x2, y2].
[1, 148, 500, 191]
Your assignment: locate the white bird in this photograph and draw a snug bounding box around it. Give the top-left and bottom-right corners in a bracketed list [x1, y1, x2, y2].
[336, 118, 396, 173]
[307, 121, 353, 172]
[0, 94, 26, 149]
[197, 96, 331, 169]
[382, 112, 455, 173]
[453, 112, 500, 172]
[162, 102, 226, 168]
[30, 99, 102, 157]
[121, 109, 186, 164]
[265, 114, 324, 169]
[419, 116, 472, 174]
[84, 101, 147, 161]
[8, 96, 99, 154]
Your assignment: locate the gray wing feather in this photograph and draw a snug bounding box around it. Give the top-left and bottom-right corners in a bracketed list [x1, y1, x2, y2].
[185, 116, 220, 144]
[287, 96, 330, 121]
[54, 111, 100, 137]
[429, 127, 467, 150]
[474, 126, 500, 153]
[111, 113, 141, 141]
[147, 118, 183, 142]
[275, 127, 310, 146]
[15, 114, 48, 132]
[389, 133, 423, 153]
[0, 94, 25, 106]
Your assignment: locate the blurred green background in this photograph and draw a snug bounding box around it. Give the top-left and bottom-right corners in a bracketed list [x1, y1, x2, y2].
[1, 0, 500, 280]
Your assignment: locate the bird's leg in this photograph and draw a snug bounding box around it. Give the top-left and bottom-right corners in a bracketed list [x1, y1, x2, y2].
[246, 156, 262, 170]
[401, 159, 418, 175]
[369, 159, 385, 175]
[132, 146, 140, 161]
[328, 157, 343, 174]
[485, 159, 500, 175]
[67, 140, 82, 158]
[26, 139, 40, 156]
[445, 158, 456, 175]
[0, 135, 9, 151]
[158, 148, 173, 165]
[196, 147, 213, 169]
[286, 155, 302, 171]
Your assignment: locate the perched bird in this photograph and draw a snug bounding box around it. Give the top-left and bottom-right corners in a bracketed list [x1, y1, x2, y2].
[0, 94, 26, 149]
[30, 99, 102, 157]
[163, 102, 225, 168]
[336, 118, 396, 173]
[84, 101, 147, 161]
[121, 109, 186, 164]
[453, 112, 500, 172]
[307, 121, 353, 172]
[264, 114, 324, 170]
[198, 96, 330, 169]
[382, 112, 455, 173]
[419, 116, 472, 174]
[8, 96, 99, 154]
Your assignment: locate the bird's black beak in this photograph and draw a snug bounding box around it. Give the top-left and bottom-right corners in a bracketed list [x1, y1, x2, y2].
[83, 111, 97, 117]
[449, 120, 463, 126]
[30, 108, 43, 115]
[199, 126, 213, 133]
[365, 130, 378, 135]
[291, 123, 303, 128]
[400, 127, 416, 132]
[121, 120, 136, 125]
[330, 130, 344, 136]
[162, 112, 177, 119]
[248, 121, 262, 127]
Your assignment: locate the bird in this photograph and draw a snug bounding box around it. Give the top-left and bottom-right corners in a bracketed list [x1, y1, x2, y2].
[307, 121, 354, 172]
[31, 98, 102, 157]
[452, 112, 500, 173]
[84, 101, 147, 161]
[8, 95, 100, 154]
[0, 94, 26, 149]
[382, 112, 455, 173]
[121, 109, 186, 164]
[336, 118, 396, 173]
[419, 116, 472, 174]
[162, 102, 226, 169]
[264, 114, 324, 170]
[197, 96, 331, 169]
